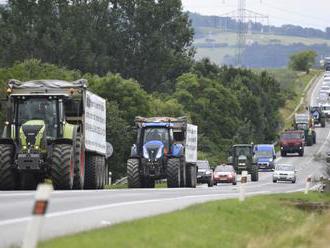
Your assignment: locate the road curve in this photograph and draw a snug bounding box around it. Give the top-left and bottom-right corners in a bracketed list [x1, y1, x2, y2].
[0, 73, 327, 247]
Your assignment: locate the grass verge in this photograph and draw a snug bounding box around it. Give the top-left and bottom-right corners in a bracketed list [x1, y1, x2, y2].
[40, 192, 330, 248]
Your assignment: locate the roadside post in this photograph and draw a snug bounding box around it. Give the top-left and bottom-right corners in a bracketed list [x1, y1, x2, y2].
[22, 183, 53, 248]
[305, 176, 312, 195]
[239, 171, 248, 202]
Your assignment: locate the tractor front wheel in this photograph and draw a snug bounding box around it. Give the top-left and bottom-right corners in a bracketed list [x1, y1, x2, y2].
[0, 144, 17, 190]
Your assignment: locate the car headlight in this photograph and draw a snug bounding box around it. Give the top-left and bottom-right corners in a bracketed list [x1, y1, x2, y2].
[143, 147, 149, 159]
[156, 148, 163, 159]
[269, 158, 273, 162]
[205, 170, 212, 175]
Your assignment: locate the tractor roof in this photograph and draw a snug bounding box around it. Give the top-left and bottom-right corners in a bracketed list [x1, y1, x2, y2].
[8, 79, 87, 89]
[135, 116, 188, 129]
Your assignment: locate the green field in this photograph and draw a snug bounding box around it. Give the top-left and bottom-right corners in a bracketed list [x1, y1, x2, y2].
[40, 192, 330, 248]
[193, 29, 330, 64]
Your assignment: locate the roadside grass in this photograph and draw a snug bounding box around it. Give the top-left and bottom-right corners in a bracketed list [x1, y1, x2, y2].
[40, 192, 330, 248]
[277, 69, 320, 129]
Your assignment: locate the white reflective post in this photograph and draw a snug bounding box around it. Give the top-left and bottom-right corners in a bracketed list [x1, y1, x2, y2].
[239, 171, 248, 202]
[22, 183, 53, 248]
[305, 176, 312, 195]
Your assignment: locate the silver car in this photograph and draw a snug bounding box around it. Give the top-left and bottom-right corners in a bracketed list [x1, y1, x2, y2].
[273, 164, 296, 183]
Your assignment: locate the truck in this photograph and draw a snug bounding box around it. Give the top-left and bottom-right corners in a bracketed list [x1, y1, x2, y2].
[0, 79, 111, 190]
[227, 144, 259, 182]
[324, 57, 330, 71]
[309, 106, 326, 127]
[279, 130, 305, 157]
[127, 116, 198, 188]
[293, 113, 316, 146]
[254, 144, 276, 170]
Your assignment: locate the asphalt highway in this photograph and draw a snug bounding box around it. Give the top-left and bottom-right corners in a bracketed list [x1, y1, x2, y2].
[0, 73, 327, 247]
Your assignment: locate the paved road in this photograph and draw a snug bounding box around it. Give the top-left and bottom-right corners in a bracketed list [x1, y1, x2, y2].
[0, 73, 327, 247]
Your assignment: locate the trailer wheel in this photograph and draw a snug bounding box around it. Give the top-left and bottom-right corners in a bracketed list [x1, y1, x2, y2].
[167, 158, 181, 188]
[73, 134, 85, 190]
[0, 144, 17, 190]
[127, 159, 142, 188]
[84, 153, 102, 189]
[186, 164, 197, 188]
[250, 164, 259, 182]
[51, 144, 74, 190]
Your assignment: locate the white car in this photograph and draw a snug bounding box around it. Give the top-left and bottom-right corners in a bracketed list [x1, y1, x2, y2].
[322, 104, 330, 117]
[320, 85, 330, 92]
[273, 164, 296, 183]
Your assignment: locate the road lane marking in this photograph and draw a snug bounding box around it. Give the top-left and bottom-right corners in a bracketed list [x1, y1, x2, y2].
[0, 191, 272, 227]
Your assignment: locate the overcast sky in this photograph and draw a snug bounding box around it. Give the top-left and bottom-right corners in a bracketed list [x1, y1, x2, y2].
[182, 0, 329, 30]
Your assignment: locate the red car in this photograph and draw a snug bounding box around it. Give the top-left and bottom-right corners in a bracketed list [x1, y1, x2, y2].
[213, 165, 237, 185]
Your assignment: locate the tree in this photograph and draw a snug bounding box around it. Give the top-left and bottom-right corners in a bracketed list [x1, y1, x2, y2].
[0, 0, 194, 92]
[289, 50, 317, 73]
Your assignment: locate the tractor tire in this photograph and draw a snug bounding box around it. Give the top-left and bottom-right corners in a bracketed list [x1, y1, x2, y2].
[306, 136, 313, 146]
[51, 144, 74, 190]
[127, 159, 142, 188]
[85, 153, 103, 189]
[186, 164, 197, 188]
[250, 164, 259, 182]
[313, 133, 316, 144]
[281, 151, 286, 157]
[321, 118, 326, 127]
[167, 158, 181, 188]
[73, 134, 85, 190]
[20, 172, 37, 190]
[0, 144, 17, 190]
[299, 150, 304, 157]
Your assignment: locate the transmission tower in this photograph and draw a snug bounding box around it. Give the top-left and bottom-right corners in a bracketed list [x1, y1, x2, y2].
[220, 0, 269, 66]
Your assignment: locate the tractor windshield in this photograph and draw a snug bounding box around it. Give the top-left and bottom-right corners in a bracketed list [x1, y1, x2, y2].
[234, 146, 251, 156]
[16, 97, 58, 138]
[143, 127, 169, 147]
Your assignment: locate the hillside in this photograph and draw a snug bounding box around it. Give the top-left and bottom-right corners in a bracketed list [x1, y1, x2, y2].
[193, 29, 330, 66]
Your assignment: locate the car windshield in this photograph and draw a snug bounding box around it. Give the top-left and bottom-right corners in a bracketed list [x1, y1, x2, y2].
[281, 133, 302, 140]
[197, 161, 209, 169]
[276, 165, 294, 171]
[143, 127, 169, 146]
[215, 166, 233, 172]
[234, 146, 251, 156]
[255, 150, 273, 157]
[16, 97, 58, 138]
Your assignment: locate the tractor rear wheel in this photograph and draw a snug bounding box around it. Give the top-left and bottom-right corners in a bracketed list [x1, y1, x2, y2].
[321, 118, 326, 127]
[127, 159, 142, 188]
[0, 144, 17, 190]
[250, 164, 259, 182]
[167, 158, 181, 188]
[51, 144, 74, 190]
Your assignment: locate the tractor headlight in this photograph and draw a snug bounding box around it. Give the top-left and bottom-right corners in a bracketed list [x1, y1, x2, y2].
[23, 145, 27, 150]
[156, 148, 163, 159]
[143, 147, 149, 159]
[35, 145, 39, 150]
[269, 158, 273, 162]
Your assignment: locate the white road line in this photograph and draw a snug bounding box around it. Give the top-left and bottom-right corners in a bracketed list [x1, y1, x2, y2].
[0, 191, 271, 227]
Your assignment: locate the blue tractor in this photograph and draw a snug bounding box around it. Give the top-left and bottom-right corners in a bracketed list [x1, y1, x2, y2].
[127, 117, 198, 188]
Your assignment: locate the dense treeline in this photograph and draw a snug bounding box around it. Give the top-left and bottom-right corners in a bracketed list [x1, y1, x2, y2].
[0, 59, 284, 179]
[0, 0, 194, 92]
[226, 43, 330, 68]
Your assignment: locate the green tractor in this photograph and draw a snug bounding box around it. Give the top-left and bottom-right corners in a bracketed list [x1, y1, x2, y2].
[228, 144, 259, 182]
[293, 113, 316, 146]
[0, 79, 111, 190]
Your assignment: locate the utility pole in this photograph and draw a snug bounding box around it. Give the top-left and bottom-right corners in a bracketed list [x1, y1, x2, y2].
[220, 0, 269, 66]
